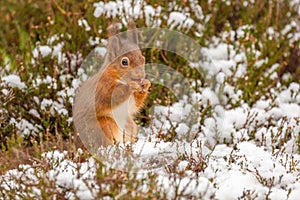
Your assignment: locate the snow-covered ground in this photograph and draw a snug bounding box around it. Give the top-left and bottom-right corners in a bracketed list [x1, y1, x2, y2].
[2, 43, 299, 199]
[1, 0, 300, 199]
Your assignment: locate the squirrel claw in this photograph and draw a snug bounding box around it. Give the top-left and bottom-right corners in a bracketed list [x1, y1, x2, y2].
[128, 79, 150, 93]
[128, 81, 140, 92]
[140, 79, 151, 90]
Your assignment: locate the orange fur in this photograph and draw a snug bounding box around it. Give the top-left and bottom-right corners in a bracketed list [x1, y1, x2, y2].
[74, 20, 150, 149]
[95, 52, 150, 145]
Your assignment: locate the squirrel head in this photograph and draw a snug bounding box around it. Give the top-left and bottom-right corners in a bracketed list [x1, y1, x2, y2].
[104, 20, 145, 83]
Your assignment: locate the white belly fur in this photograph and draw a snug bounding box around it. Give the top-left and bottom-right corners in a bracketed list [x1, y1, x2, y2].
[112, 95, 136, 135]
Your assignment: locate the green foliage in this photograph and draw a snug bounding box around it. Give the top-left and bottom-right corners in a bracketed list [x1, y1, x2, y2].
[0, 3, 299, 197]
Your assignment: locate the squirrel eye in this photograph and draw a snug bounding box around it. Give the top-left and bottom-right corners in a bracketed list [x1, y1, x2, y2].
[121, 57, 129, 67]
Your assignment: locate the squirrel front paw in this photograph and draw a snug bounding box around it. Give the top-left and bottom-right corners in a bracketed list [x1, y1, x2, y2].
[128, 79, 151, 94]
[128, 81, 140, 92]
[140, 79, 151, 92]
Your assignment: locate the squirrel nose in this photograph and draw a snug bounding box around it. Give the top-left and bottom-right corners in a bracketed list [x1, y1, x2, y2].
[131, 66, 145, 78]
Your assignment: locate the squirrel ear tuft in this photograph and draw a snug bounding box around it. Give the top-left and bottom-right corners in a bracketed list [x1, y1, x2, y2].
[107, 36, 121, 61]
[106, 22, 122, 62]
[127, 18, 138, 44]
[128, 18, 136, 30]
[107, 22, 121, 37]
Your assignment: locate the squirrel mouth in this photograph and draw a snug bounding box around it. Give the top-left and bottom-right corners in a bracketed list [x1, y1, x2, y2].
[117, 77, 143, 85]
[131, 78, 143, 83]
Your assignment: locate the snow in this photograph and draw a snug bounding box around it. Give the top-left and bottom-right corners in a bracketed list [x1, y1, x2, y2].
[2, 79, 300, 198]
[78, 19, 91, 31]
[40, 98, 54, 111]
[167, 12, 186, 29]
[279, 103, 300, 118]
[88, 36, 100, 46]
[204, 142, 300, 200]
[2, 74, 26, 89]
[1, 0, 300, 199]
[52, 42, 64, 57]
[215, 170, 258, 199]
[1, 88, 9, 95]
[32, 45, 52, 58]
[158, 175, 214, 199]
[175, 123, 189, 135]
[0, 150, 99, 199]
[94, 1, 119, 18]
[29, 109, 41, 118]
[195, 42, 247, 79]
[201, 88, 219, 106]
[93, 2, 104, 17]
[94, 47, 107, 57]
[144, 5, 155, 26]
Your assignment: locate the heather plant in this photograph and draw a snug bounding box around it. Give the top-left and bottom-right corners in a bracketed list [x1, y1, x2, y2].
[0, 0, 299, 199]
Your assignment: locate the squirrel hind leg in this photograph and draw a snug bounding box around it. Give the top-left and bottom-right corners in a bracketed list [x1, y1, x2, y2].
[98, 116, 121, 145]
[125, 118, 138, 143]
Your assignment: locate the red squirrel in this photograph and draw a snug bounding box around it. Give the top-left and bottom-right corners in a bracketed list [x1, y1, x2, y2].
[74, 20, 150, 149]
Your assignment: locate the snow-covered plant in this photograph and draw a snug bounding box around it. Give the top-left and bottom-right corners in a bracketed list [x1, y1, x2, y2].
[0, 0, 299, 199]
